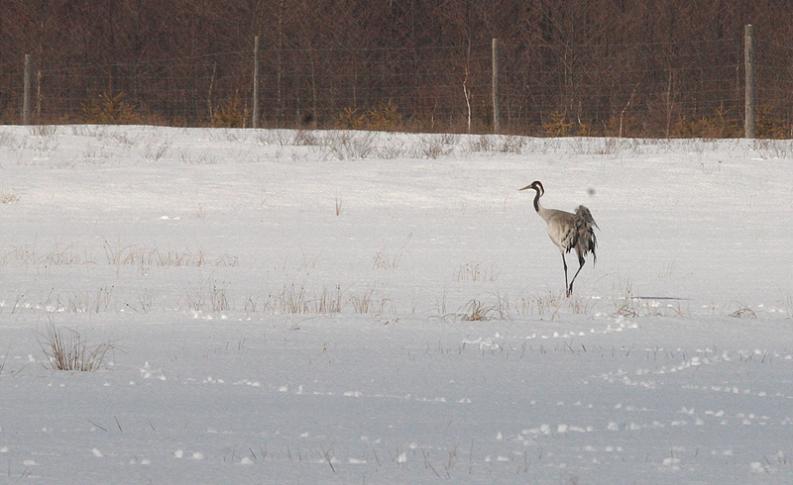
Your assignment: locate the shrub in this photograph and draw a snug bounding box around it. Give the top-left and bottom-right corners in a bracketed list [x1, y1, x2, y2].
[321, 131, 376, 160]
[81, 91, 141, 124]
[335, 100, 403, 131]
[366, 100, 403, 130]
[335, 107, 366, 129]
[756, 105, 793, 139]
[212, 93, 248, 128]
[542, 111, 573, 136]
[671, 106, 740, 138]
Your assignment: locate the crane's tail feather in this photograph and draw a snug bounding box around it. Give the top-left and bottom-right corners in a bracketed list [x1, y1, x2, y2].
[574, 205, 598, 263]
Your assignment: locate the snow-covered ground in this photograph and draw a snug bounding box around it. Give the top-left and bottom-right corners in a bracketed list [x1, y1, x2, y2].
[1, 126, 792, 484]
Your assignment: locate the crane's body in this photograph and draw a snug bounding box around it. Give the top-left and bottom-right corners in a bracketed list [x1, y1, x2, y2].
[519, 180, 598, 297]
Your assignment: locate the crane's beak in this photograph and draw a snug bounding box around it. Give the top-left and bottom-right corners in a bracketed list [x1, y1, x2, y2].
[518, 184, 533, 191]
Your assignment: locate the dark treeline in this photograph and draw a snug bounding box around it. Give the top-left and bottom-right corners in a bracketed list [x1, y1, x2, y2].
[1, 1, 792, 136]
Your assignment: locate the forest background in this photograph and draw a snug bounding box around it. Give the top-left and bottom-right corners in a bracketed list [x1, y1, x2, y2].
[2, 0, 792, 137]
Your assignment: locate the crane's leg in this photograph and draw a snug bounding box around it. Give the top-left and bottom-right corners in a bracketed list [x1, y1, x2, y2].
[561, 253, 569, 296]
[568, 255, 586, 296]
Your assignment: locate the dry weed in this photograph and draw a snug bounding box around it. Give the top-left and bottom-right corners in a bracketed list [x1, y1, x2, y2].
[40, 326, 113, 372]
[460, 299, 495, 322]
[0, 191, 20, 204]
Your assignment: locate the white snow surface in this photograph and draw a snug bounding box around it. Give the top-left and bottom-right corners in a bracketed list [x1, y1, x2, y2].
[1, 126, 792, 484]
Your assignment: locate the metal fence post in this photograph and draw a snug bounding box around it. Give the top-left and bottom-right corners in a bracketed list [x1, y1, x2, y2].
[253, 35, 260, 128]
[23, 54, 31, 125]
[491, 38, 500, 133]
[744, 24, 755, 138]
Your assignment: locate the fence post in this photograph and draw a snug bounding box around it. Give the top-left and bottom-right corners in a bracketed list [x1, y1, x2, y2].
[36, 69, 43, 120]
[491, 38, 500, 133]
[23, 54, 31, 125]
[252, 35, 260, 129]
[744, 24, 755, 138]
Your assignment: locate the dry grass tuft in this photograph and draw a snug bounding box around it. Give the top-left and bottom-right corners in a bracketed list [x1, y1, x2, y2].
[293, 130, 320, 146]
[531, 292, 561, 319]
[103, 240, 238, 269]
[456, 262, 498, 282]
[500, 135, 526, 153]
[278, 284, 309, 314]
[29, 125, 57, 137]
[210, 282, 231, 312]
[311, 285, 344, 314]
[419, 135, 453, 159]
[460, 299, 495, 322]
[321, 131, 376, 160]
[348, 290, 389, 314]
[349, 290, 374, 314]
[262, 285, 387, 315]
[466, 135, 494, 152]
[40, 326, 113, 372]
[143, 141, 172, 161]
[0, 191, 20, 204]
[269, 284, 344, 314]
[0, 347, 8, 376]
[373, 250, 402, 270]
[614, 303, 639, 318]
[515, 291, 594, 320]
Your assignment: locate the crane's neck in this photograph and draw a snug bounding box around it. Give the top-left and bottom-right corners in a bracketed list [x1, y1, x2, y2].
[532, 189, 552, 222]
[532, 189, 541, 213]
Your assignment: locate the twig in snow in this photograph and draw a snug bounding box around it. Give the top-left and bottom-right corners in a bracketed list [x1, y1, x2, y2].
[88, 419, 108, 432]
[322, 448, 336, 473]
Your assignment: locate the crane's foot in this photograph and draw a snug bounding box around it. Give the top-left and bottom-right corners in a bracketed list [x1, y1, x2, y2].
[566, 285, 574, 297]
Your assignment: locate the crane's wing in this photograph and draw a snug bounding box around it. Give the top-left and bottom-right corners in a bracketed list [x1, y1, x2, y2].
[574, 205, 598, 262]
[574, 205, 598, 229]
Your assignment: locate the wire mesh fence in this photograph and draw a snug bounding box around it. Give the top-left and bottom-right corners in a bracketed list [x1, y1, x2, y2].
[1, 33, 792, 137]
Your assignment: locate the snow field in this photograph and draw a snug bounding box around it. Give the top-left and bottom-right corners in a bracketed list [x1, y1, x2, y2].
[0, 126, 792, 483]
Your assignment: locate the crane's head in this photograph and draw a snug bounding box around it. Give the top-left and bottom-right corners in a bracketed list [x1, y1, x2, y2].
[518, 180, 544, 195]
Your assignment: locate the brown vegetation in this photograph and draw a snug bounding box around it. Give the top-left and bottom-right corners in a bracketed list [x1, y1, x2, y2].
[1, 1, 792, 137]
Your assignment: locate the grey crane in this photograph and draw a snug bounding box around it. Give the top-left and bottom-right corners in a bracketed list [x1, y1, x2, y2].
[519, 180, 599, 297]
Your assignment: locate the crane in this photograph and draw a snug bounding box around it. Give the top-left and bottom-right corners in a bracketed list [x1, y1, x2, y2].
[519, 180, 599, 297]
